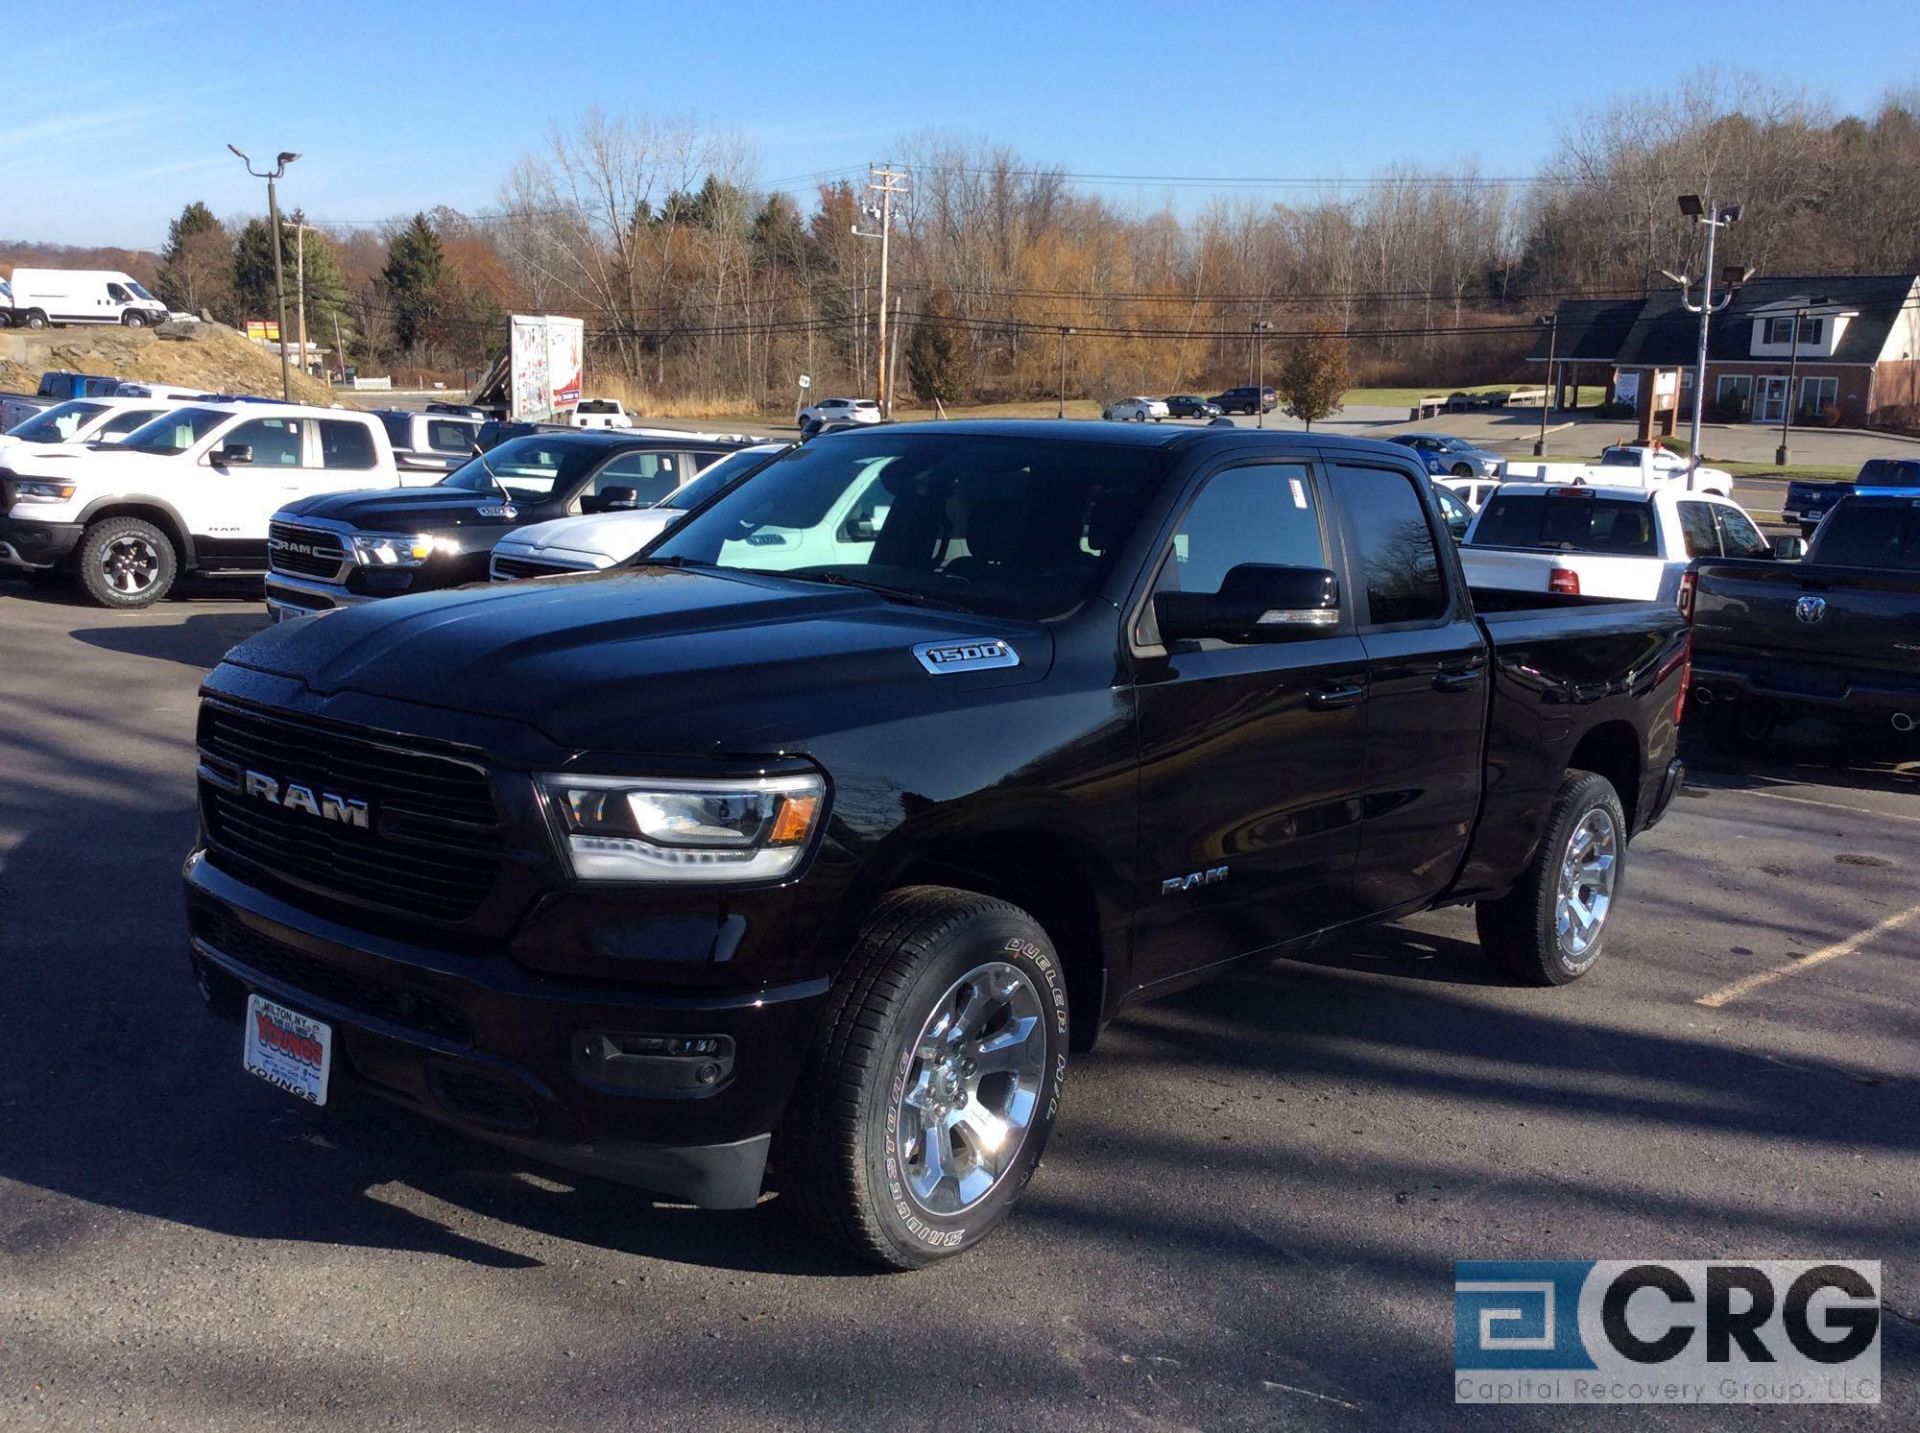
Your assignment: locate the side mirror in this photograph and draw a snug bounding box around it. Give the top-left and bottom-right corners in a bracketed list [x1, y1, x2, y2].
[212, 444, 253, 466]
[1770, 534, 1807, 561]
[1155, 564, 1340, 645]
[599, 485, 639, 512]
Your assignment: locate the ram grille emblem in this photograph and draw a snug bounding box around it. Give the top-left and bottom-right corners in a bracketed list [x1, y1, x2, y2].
[243, 770, 371, 829]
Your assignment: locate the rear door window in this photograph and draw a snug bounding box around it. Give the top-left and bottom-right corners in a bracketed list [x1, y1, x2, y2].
[1676, 502, 1720, 558]
[319, 419, 378, 470]
[97, 407, 162, 438]
[1333, 465, 1449, 626]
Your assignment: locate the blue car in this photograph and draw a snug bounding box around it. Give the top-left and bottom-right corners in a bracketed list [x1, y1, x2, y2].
[1389, 433, 1502, 478]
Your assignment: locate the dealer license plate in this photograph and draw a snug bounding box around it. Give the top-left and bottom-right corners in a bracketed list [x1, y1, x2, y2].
[242, 994, 332, 1106]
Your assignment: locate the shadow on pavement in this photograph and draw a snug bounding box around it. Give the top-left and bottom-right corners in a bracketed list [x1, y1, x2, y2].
[67, 610, 269, 669]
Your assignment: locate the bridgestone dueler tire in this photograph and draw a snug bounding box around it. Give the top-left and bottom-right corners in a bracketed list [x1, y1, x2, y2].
[778, 886, 1070, 1270]
[1475, 770, 1626, 986]
[76, 516, 177, 609]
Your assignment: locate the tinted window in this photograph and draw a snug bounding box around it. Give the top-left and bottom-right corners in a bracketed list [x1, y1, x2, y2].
[1433, 483, 1472, 540]
[97, 407, 162, 438]
[1154, 463, 1327, 602]
[427, 420, 475, 454]
[226, 417, 306, 467]
[1676, 502, 1720, 558]
[1468, 494, 1657, 557]
[1336, 466, 1448, 625]
[118, 406, 232, 454]
[319, 419, 377, 470]
[107, 283, 130, 302]
[1812, 503, 1920, 570]
[653, 433, 1163, 621]
[440, 436, 606, 501]
[1713, 506, 1769, 559]
[9, 400, 107, 442]
[592, 449, 689, 506]
[377, 413, 413, 448]
[663, 447, 782, 510]
[1857, 460, 1920, 489]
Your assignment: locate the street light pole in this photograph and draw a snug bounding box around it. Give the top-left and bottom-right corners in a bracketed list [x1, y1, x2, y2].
[1534, 312, 1558, 456]
[1778, 302, 1807, 466]
[1670, 194, 1743, 488]
[228, 144, 300, 402]
[1056, 326, 1074, 418]
[1252, 320, 1273, 428]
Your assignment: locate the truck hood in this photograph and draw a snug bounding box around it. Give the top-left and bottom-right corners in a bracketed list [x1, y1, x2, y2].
[495, 508, 679, 560]
[277, 484, 522, 536]
[221, 566, 1053, 753]
[0, 444, 151, 481]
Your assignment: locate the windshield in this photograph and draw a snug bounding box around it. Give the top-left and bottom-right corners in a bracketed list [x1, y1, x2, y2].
[9, 400, 108, 442]
[440, 434, 608, 502]
[1815, 503, 1920, 570]
[116, 405, 232, 454]
[127, 281, 159, 302]
[1468, 494, 1657, 556]
[650, 431, 1165, 620]
[662, 447, 784, 511]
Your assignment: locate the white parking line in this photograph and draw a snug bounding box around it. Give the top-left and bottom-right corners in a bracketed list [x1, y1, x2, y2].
[1696, 901, 1920, 1009]
[1731, 787, 1920, 825]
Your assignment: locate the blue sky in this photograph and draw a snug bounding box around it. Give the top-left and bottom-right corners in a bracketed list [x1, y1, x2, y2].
[6, 0, 1918, 247]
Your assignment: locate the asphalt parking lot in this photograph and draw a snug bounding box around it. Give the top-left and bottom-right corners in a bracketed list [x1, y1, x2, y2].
[2, 580, 1915, 1430]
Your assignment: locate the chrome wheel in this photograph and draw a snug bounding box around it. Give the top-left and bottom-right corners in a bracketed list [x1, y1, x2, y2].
[102, 535, 162, 596]
[895, 961, 1048, 1216]
[1555, 807, 1618, 962]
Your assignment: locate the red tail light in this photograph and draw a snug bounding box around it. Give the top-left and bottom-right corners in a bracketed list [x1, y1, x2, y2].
[1549, 567, 1581, 595]
[1677, 569, 1697, 622]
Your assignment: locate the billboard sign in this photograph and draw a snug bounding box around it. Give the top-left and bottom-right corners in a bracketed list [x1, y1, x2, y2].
[508, 314, 586, 420]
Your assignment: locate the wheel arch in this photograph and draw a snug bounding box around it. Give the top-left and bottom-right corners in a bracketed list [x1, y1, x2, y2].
[879, 826, 1123, 1053]
[75, 497, 197, 567]
[1567, 720, 1642, 832]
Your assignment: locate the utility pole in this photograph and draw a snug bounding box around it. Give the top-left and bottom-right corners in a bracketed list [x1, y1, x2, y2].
[1665, 195, 1746, 487]
[1534, 312, 1558, 456]
[295, 223, 308, 380]
[1056, 326, 1074, 418]
[228, 144, 300, 402]
[855, 164, 909, 415]
[887, 293, 904, 414]
[1252, 320, 1272, 428]
[1778, 301, 1809, 466]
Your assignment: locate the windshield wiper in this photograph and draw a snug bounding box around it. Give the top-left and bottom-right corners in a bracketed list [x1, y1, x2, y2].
[732, 567, 951, 609]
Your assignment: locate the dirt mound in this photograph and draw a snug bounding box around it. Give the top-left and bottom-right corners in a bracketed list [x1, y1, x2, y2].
[0, 322, 334, 404]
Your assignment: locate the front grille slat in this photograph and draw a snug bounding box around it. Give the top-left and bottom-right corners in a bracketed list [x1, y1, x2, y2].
[268, 522, 347, 579]
[198, 704, 504, 924]
[492, 555, 575, 580]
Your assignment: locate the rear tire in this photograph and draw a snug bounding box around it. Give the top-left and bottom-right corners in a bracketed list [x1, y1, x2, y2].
[1476, 770, 1626, 986]
[1451, 462, 1474, 478]
[779, 886, 1070, 1270]
[76, 517, 177, 609]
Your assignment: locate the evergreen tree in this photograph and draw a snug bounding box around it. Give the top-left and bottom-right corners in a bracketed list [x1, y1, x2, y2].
[231, 218, 282, 324]
[905, 289, 969, 405]
[155, 202, 231, 317]
[382, 213, 445, 352]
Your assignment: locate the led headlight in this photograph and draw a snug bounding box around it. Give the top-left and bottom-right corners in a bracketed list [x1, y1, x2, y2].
[12, 481, 78, 504]
[541, 772, 826, 883]
[349, 531, 447, 567]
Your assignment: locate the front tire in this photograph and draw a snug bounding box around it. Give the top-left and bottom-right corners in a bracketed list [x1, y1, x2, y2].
[1451, 462, 1474, 478]
[123, 312, 148, 328]
[779, 887, 1070, 1269]
[25, 309, 48, 330]
[76, 517, 177, 609]
[1476, 770, 1626, 986]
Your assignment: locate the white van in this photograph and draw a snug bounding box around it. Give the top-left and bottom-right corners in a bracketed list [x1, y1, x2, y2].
[5, 268, 171, 329]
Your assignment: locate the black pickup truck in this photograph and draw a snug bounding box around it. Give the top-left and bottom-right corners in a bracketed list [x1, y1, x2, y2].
[1691, 493, 1920, 745]
[262, 430, 751, 619]
[184, 423, 1688, 1267]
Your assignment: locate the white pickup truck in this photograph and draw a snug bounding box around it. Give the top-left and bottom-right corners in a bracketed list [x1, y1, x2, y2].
[1498, 444, 1735, 499]
[0, 401, 427, 607]
[1460, 483, 1775, 607]
[563, 398, 635, 429]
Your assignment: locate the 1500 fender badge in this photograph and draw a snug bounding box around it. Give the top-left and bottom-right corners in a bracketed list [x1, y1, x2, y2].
[913, 638, 1020, 674]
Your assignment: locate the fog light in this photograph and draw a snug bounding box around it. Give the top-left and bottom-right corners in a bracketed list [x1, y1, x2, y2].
[574, 1031, 735, 1093]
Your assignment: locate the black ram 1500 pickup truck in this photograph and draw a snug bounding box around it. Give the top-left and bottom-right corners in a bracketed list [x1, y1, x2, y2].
[263, 430, 753, 619]
[184, 422, 1688, 1267]
[1690, 492, 1920, 745]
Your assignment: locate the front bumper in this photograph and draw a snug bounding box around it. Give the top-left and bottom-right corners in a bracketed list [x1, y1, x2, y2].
[264, 571, 376, 619]
[0, 514, 83, 570]
[183, 850, 829, 1207]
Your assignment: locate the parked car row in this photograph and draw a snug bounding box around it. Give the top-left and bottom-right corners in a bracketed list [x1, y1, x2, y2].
[1102, 387, 1275, 421]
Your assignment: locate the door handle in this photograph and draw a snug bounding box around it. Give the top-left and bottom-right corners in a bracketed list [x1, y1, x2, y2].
[1432, 665, 1484, 693]
[1307, 682, 1365, 709]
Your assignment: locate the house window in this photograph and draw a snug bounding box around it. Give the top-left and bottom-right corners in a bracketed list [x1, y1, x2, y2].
[1715, 374, 1753, 418]
[1765, 317, 1794, 344]
[1798, 377, 1837, 419]
[1797, 316, 1824, 346]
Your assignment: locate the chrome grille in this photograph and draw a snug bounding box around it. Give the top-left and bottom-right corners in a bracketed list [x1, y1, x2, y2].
[197, 702, 501, 924]
[268, 521, 347, 579]
[491, 554, 575, 580]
